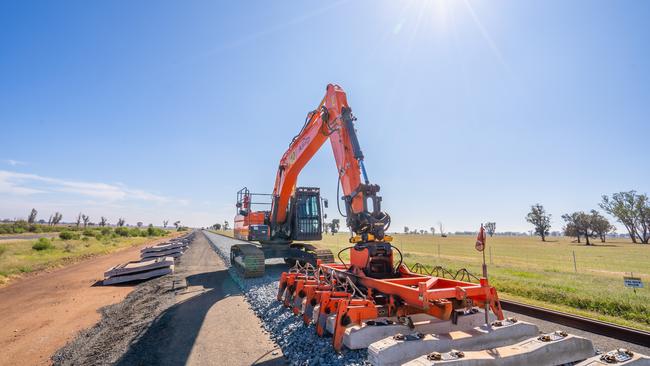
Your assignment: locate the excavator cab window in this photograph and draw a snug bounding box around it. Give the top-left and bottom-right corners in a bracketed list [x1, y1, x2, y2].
[292, 187, 322, 241]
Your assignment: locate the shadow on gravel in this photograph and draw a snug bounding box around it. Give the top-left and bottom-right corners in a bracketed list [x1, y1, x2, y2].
[114, 269, 236, 366]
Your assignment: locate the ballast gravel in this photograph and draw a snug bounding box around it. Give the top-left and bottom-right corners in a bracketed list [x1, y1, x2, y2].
[202, 231, 368, 366]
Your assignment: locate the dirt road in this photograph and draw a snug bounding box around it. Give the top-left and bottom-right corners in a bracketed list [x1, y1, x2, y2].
[113, 231, 285, 365]
[0, 235, 175, 366]
[0, 232, 58, 241]
[53, 231, 285, 366]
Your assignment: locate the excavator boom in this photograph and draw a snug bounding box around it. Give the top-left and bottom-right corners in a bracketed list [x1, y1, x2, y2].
[269, 84, 390, 242]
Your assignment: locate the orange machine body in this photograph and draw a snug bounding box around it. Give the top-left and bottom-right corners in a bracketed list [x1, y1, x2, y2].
[234, 211, 267, 241]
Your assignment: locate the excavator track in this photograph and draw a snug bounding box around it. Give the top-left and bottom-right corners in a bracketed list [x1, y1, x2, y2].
[230, 243, 265, 278]
[299, 243, 335, 265]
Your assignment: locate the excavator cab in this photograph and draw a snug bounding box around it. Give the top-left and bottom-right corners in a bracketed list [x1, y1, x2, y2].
[291, 187, 323, 241]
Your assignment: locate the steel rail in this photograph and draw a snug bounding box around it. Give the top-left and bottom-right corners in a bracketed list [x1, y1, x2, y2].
[500, 299, 650, 347]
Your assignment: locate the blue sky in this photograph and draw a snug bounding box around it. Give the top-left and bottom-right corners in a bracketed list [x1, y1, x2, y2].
[1, 0, 649, 231]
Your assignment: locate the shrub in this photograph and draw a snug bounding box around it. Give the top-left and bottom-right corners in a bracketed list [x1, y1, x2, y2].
[14, 220, 29, 230]
[115, 227, 129, 237]
[147, 225, 166, 236]
[64, 243, 74, 252]
[32, 238, 54, 251]
[100, 227, 112, 236]
[59, 231, 81, 240]
[83, 229, 95, 237]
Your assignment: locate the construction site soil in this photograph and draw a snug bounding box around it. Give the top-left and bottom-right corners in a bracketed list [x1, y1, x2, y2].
[53, 231, 284, 366]
[0, 235, 174, 366]
[13, 230, 646, 366]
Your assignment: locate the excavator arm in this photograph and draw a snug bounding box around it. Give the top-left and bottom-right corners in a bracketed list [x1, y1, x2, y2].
[270, 84, 391, 242]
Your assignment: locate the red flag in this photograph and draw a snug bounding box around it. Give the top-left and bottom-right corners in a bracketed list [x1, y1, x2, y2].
[475, 224, 486, 252]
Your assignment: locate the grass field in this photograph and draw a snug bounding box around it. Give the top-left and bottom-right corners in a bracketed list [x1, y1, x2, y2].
[216, 230, 649, 331]
[0, 231, 171, 286]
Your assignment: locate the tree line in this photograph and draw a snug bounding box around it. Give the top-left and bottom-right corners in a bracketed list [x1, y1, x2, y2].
[526, 190, 650, 245]
[0, 208, 182, 234]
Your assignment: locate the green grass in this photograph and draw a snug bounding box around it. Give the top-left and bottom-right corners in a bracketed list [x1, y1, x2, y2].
[0, 231, 170, 286]
[214, 229, 649, 331]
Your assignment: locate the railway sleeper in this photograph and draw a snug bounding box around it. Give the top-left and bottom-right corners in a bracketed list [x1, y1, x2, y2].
[367, 318, 538, 366]
[403, 331, 595, 366]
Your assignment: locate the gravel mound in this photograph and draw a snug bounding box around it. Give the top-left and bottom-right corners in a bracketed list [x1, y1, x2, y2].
[203, 231, 367, 366]
[51, 275, 176, 366]
[52, 233, 195, 366]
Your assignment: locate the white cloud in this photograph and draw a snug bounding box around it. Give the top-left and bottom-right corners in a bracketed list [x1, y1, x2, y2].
[0, 170, 186, 205]
[4, 159, 27, 166]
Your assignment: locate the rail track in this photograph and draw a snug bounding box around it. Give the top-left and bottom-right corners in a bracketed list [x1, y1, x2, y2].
[205, 232, 650, 365]
[500, 299, 650, 347]
[409, 263, 650, 348]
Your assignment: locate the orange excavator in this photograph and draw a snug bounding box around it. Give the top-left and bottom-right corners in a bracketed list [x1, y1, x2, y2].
[232, 83, 391, 277]
[233, 83, 504, 352]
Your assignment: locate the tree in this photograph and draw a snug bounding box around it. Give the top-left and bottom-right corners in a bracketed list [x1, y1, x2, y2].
[48, 214, 53, 226]
[430, 226, 436, 236]
[591, 211, 615, 243]
[76, 213, 82, 228]
[137, 222, 143, 228]
[330, 219, 340, 234]
[525, 204, 551, 241]
[174, 220, 181, 229]
[562, 212, 593, 245]
[163, 220, 169, 228]
[214, 223, 222, 230]
[117, 218, 125, 227]
[562, 212, 581, 243]
[600, 191, 650, 244]
[484, 222, 496, 237]
[99, 217, 108, 227]
[52, 212, 63, 226]
[404, 226, 409, 234]
[81, 214, 90, 228]
[27, 208, 37, 224]
[562, 210, 612, 246]
[222, 221, 229, 230]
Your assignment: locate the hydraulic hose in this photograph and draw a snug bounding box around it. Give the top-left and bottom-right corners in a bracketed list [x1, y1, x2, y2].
[392, 244, 403, 274]
[337, 246, 354, 268]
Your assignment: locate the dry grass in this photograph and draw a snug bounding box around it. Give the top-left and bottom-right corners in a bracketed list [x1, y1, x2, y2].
[0, 234, 169, 286]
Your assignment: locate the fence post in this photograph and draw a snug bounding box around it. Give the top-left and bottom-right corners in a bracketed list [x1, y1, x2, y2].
[572, 251, 577, 273]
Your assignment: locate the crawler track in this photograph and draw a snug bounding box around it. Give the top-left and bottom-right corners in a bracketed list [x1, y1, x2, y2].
[500, 299, 650, 347]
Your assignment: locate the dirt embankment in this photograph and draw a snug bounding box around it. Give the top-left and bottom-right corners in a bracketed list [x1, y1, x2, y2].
[0, 235, 177, 366]
[52, 231, 284, 366]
